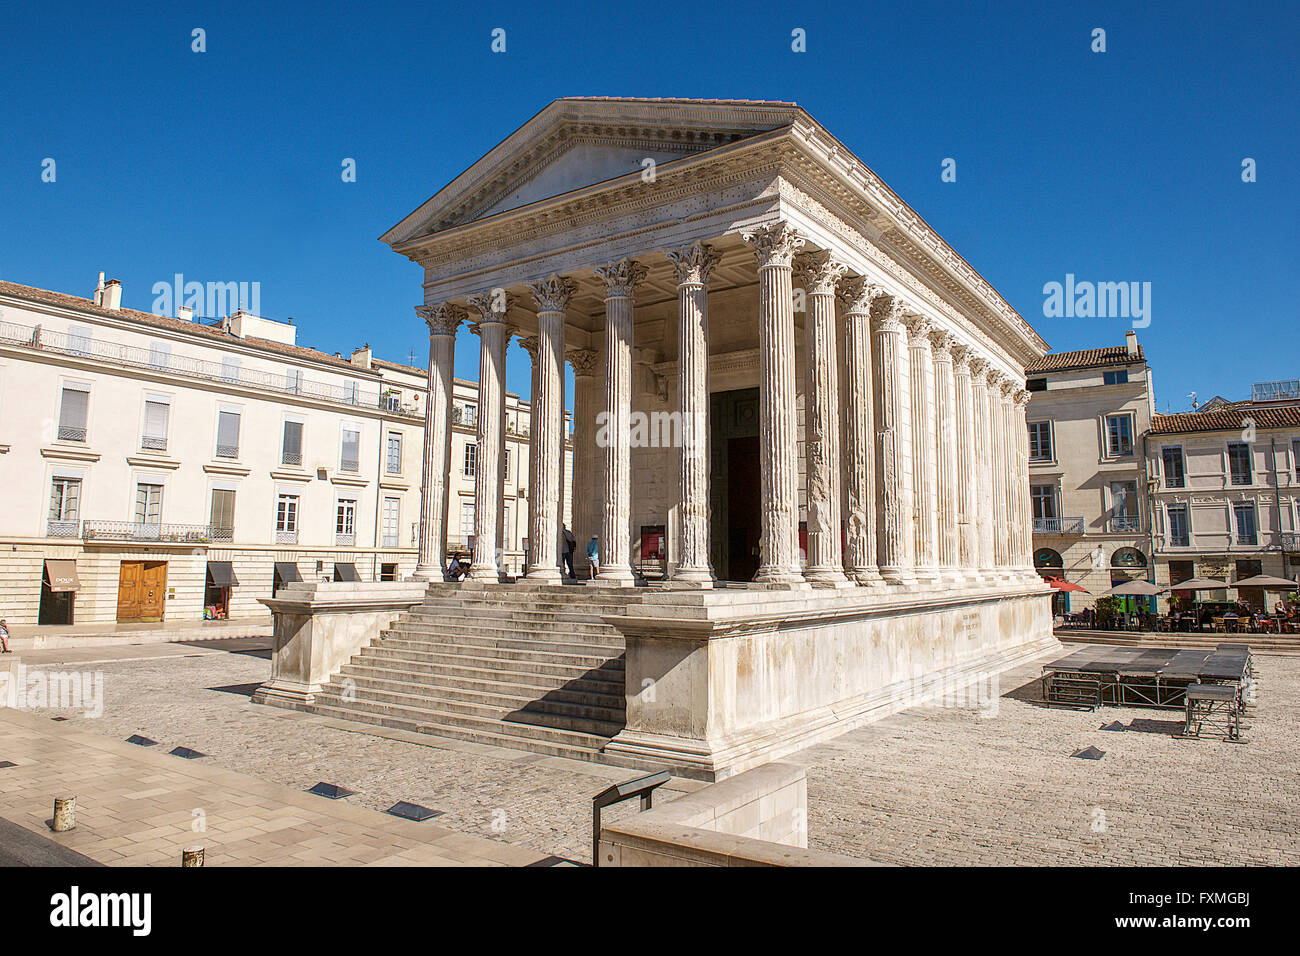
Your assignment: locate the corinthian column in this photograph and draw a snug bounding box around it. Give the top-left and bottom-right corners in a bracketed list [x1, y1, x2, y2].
[413, 302, 464, 580]
[526, 274, 576, 584]
[951, 346, 979, 581]
[837, 278, 883, 586]
[872, 294, 915, 585]
[930, 329, 960, 581]
[463, 290, 511, 583]
[903, 312, 939, 583]
[969, 359, 995, 578]
[795, 250, 848, 585]
[989, 374, 1012, 576]
[1012, 387, 1034, 577]
[519, 335, 541, 574]
[567, 347, 600, 578]
[664, 244, 719, 585]
[593, 258, 647, 586]
[744, 222, 805, 585]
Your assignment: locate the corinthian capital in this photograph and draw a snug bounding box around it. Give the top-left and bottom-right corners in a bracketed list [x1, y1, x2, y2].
[870, 294, 908, 332]
[901, 310, 933, 343]
[567, 348, 599, 377]
[528, 274, 578, 313]
[517, 335, 540, 362]
[837, 277, 886, 314]
[950, 343, 974, 371]
[466, 287, 515, 322]
[793, 250, 847, 295]
[665, 242, 721, 286]
[928, 328, 955, 358]
[742, 221, 804, 268]
[594, 258, 649, 297]
[968, 356, 990, 380]
[416, 302, 466, 336]
[1013, 387, 1032, 407]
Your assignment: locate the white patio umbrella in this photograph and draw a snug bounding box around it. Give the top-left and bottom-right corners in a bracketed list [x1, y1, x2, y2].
[1104, 579, 1166, 597]
[1231, 574, 1299, 589]
[1169, 577, 1228, 592]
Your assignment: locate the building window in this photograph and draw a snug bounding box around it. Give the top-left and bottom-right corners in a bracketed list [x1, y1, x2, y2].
[142, 399, 170, 451]
[381, 497, 400, 548]
[1109, 480, 1139, 532]
[1227, 442, 1252, 485]
[276, 494, 299, 542]
[68, 325, 91, 357]
[57, 386, 89, 442]
[1167, 503, 1190, 547]
[48, 477, 81, 536]
[463, 404, 477, 428]
[282, 420, 303, 466]
[148, 341, 170, 370]
[1028, 422, 1052, 461]
[464, 443, 477, 477]
[210, 489, 235, 541]
[340, 426, 360, 473]
[1030, 484, 1058, 521]
[504, 447, 512, 482]
[221, 356, 240, 384]
[134, 483, 163, 525]
[1234, 502, 1258, 546]
[460, 499, 475, 539]
[1103, 369, 1129, 385]
[1104, 414, 1133, 457]
[386, 432, 402, 475]
[1026, 378, 1047, 392]
[1162, 446, 1185, 489]
[502, 501, 511, 538]
[216, 410, 241, 458]
[336, 498, 356, 545]
[384, 390, 401, 412]
[1293, 439, 1300, 481]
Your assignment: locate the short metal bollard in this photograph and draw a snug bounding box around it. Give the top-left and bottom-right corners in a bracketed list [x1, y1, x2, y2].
[182, 846, 205, 867]
[51, 795, 76, 832]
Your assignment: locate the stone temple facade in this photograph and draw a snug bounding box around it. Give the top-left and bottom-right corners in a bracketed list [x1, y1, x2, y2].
[380, 97, 1057, 779]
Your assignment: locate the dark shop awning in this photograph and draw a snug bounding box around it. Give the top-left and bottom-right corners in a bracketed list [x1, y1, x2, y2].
[44, 559, 81, 592]
[273, 561, 304, 585]
[206, 561, 239, 588]
[333, 562, 361, 582]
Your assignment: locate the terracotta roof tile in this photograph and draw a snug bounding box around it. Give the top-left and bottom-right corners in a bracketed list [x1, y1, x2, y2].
[1152, 404, 1300, 434]
[1025, 345, 1144, 374]
[0, 279, 378, 374]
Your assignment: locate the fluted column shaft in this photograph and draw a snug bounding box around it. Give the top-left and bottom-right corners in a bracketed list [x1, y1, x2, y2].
[951, 348, 979, 578]
[520, 336, 541, 574]
[569, 348, 599, 577]
[838, 279, 882, 585]
[664, 245, 719, 584]
[990, 377, 1012, 572]
[594, 259, 646, 586]
[905, 315, 939, 581]
[413, 303, 463, 579]
[526, 275, 575, 584]
[1012, 389, 1033, 573]
[872, 296, 915, 584]
[969, 361, 996, 576]
[745, 223, 804, 585]
[465, 292, 510, 582]
[796, 251, 848, 584]
[931, 331, 960, 578]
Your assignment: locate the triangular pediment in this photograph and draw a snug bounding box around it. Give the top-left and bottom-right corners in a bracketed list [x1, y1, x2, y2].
[382, 98, 805, 245]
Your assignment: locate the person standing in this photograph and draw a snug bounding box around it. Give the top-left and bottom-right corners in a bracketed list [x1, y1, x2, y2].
[562, 525, 577, 580]
[0, 619, 11, 653]
[586, 535, 600, 579]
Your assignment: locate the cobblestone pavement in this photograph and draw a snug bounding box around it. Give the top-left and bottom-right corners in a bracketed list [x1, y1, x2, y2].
[12, 639, 1297, 866]
[9, 640, 678, 865]
[790, 646, 1300, 866]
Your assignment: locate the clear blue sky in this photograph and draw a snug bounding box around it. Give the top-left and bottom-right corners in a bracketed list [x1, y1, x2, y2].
[2, 0, 1295, 411]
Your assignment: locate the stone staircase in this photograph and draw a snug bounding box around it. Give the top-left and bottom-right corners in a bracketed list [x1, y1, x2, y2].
[311, 583, 644, 763]
[1058, 628, 1300, 655]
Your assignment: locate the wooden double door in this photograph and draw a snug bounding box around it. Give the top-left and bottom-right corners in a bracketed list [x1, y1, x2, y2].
[117, 560, 167, 623]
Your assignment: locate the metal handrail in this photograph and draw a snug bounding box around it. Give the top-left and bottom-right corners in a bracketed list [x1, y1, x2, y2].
[591, 770, 670, 867]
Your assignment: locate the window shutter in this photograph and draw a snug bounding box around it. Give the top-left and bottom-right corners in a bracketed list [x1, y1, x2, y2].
[60, 388, 89, 431]
[341, 428, 360, 470]
[144, 401, 169, 439]
[283, 421, 303, 458]
[217, 411, 240, 452]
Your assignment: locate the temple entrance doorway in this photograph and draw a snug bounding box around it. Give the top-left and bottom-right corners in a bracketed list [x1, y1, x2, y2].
[709, 387, 761, 582]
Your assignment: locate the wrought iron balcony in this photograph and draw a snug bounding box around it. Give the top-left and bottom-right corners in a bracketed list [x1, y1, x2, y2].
[140, 436, 167, 452]
[1282, 533, 1300, 551]
[1033, 517, 1085, 535]
[82, 520, 212, 543]
[215, 444, 239, 459]
[57, 425, 86, 442]
[276, 530, 299, 544]
[1108, 515, 1142, 533]
[281, 452, 302, 466]
[336, 533, 356, 546]
[46, 519, 80, 538]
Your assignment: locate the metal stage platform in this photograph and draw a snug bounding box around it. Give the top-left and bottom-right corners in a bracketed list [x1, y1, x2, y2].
[1042, 643, 1254, 711]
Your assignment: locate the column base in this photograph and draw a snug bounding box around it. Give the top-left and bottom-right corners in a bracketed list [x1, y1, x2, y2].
[410, 564, 442, 582]
[878, 567, 918, 587]
[754, 565, 805, 587]
[597, 564, 637, 587]
[848, 568, 887, 588]
[527, 566, 563, 585]
[464, 566, 501, 583]
[806, 568, 853, 588]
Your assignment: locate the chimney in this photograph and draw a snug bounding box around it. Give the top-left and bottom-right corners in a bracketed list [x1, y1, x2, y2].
[178, 306, 194, 322]
[1125, 329, 1139, 357]
[101, 279, 122, 311]
[350, 345, 373, 369]
[93, 272, 105, 306]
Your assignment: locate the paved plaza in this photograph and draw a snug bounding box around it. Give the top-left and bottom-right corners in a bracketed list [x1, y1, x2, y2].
[3, 637, 1297, 866]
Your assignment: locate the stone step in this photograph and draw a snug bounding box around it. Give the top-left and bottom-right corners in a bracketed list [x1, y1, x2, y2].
[318, 679, 626, 725]
[418, 593, 641, 612]
[400, 612, 623, 635]
[331, 669, 626, 714]
[336, 659, 625, 698]
[366, 638, 625, 670]
[379, 626, 623, 655]
[358, 646, 625, 681]
[311, 695, 623, 744]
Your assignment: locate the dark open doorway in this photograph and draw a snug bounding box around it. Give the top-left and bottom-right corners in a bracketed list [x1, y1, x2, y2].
[709, 387, 761, 582]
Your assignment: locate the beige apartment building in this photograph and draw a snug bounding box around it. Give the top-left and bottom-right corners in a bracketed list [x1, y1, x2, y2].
[1025, 331, 1155, 613]
[0, 276, 565, 629]
[1146, 389, 1300, 610]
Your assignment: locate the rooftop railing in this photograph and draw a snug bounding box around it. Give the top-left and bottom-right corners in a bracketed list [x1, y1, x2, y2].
[0, 319, 421, 419]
